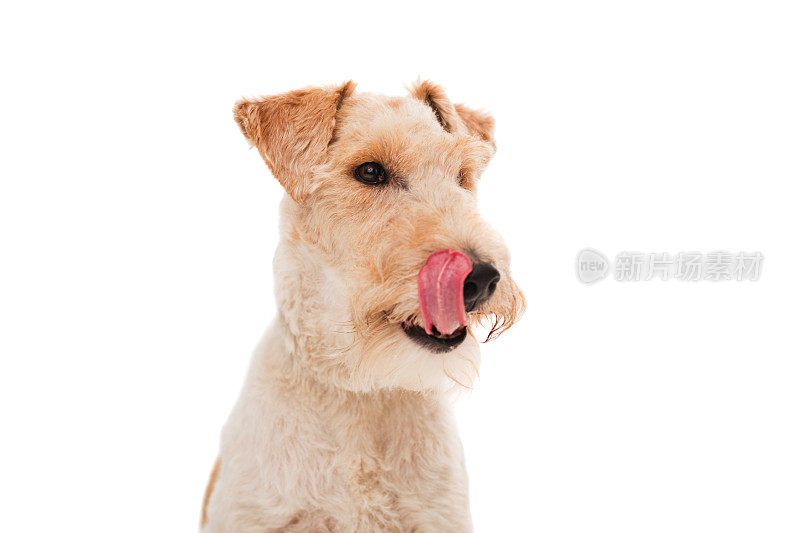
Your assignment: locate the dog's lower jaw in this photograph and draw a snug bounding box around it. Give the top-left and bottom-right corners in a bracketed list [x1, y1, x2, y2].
[202, 318, 474, 533]
[401, 320, 468, 353]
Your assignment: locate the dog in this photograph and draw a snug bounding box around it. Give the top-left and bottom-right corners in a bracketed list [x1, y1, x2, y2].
[201, 81, 524, 532]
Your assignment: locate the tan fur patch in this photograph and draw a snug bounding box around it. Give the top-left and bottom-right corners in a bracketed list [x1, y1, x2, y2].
[233, 81, 355, 201]
[200, 457, 220, 526]
[455, 103, 496, 148]
[408, 79, 461, 133]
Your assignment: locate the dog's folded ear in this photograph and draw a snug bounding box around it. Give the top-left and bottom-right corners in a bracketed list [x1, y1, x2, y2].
[409, 80, 462, 134]
[409, 80, 496, 149]
[453, 103, 495, 148]
[234, 81, 356, 202]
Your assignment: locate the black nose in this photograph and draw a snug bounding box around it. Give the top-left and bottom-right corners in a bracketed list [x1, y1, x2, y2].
[463, 262, 501, 311]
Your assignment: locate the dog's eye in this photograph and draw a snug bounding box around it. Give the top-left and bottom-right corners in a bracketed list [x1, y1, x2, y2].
[354, 162, 387, 185]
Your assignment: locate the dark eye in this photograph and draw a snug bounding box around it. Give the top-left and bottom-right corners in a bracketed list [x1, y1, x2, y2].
[354, 162, 387, 185]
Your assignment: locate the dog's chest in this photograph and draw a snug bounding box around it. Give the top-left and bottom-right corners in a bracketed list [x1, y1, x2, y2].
[319, 396, 469, 529]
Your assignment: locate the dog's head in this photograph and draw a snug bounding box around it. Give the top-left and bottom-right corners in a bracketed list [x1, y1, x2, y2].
[234, 81, 524, 392]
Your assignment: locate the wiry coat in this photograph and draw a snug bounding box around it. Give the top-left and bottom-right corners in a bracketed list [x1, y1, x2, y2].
[202, 81, 524, 532]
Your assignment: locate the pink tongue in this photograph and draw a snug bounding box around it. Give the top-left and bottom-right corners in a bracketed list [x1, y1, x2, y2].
[417, 250, 473, 336]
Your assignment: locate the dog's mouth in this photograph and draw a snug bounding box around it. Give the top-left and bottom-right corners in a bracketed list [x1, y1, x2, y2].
[402, 320, 468, 353]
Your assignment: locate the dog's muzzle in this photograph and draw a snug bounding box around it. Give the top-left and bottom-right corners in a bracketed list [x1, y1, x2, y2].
[405, 249, 501, 353]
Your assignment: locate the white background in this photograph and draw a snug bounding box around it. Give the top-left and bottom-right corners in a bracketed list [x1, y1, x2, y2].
[1, 1, 798, 531]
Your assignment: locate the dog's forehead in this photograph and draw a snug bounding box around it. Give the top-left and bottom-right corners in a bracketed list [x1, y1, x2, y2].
[330, 93, 494, 178]
[336, 93, 450, 142]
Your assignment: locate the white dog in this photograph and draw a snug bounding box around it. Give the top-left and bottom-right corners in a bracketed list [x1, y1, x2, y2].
[201, 81, 524, 532]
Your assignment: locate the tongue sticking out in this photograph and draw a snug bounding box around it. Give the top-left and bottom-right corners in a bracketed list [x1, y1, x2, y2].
[417, 250, 473, 336]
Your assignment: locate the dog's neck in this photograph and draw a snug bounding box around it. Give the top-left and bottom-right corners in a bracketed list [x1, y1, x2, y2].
[251, 310, 449, 423]
[271, 233, 352, 359]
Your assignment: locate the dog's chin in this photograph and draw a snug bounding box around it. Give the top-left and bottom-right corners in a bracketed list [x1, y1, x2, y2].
[401, 320, 467, 353]
[337, 320, 480, 393]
